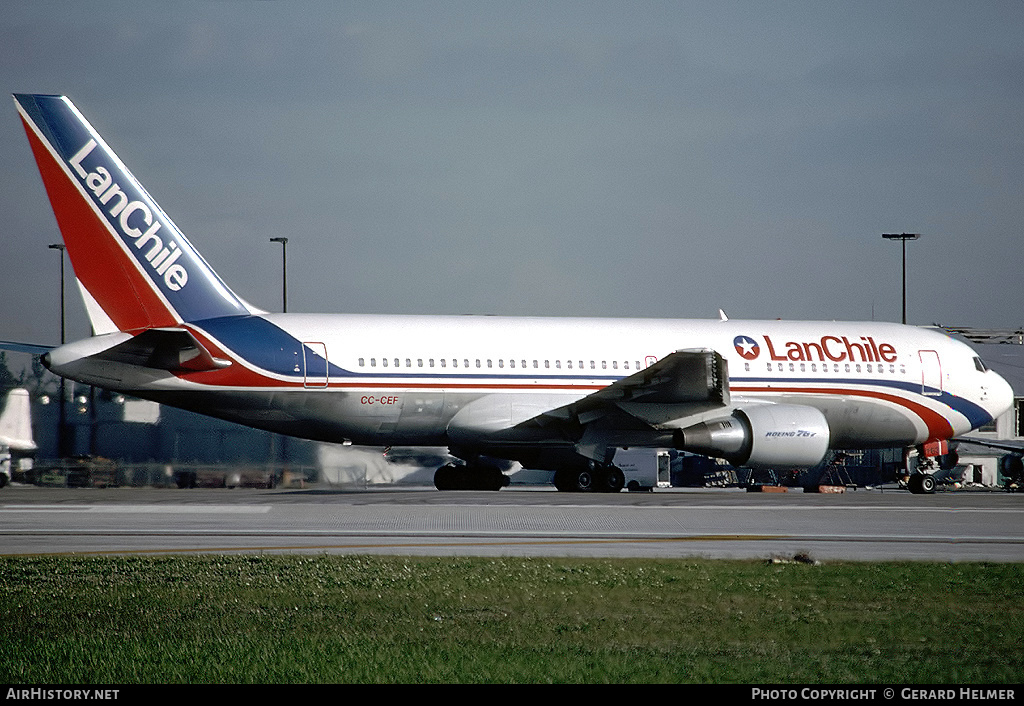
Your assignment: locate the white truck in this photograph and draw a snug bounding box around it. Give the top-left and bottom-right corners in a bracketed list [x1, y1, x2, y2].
[612, 449, 666, 491]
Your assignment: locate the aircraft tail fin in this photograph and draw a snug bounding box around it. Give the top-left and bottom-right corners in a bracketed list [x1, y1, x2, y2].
[13, 94, 251, 335]
[0, 389, 36, 453]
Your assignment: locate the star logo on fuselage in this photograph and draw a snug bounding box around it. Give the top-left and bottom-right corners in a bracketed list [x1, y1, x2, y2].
[733, 335, 760, 360]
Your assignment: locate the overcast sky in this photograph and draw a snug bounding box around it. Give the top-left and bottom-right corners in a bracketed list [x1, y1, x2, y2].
[2, 1, 1022, 347]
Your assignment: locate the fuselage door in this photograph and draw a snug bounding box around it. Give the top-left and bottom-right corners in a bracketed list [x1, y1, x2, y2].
[303, 342, 329, 388]
[919, 350, 942, 396]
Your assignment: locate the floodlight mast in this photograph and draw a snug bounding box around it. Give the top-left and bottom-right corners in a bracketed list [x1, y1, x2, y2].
[882, 233, 920, 324]
[269, 237, 289, 313]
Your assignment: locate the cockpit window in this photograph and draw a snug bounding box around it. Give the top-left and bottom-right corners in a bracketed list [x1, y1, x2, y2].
[974, 356, 988, 373]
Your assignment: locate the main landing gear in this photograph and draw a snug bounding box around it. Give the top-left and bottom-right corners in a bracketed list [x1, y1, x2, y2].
[433, 462, 510, 491]
[553, 463, 625, 493]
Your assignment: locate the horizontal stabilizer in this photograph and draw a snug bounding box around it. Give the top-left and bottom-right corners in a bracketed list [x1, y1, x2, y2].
[95, 328, 230, 372]
[0, 340, 54, 356]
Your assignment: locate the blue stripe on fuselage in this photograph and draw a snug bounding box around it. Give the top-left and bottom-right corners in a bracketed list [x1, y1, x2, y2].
[188, 318, 993, 429]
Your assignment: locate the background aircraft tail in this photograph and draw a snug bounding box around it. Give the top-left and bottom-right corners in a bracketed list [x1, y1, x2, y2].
[0, 389, 36, 453]
[13, 94, 251, 335]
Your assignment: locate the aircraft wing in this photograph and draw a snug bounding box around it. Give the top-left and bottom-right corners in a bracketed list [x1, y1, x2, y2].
[956, 437, 1024, 454]
[530, 347, 728, 423]
[448, 349, 730, 463]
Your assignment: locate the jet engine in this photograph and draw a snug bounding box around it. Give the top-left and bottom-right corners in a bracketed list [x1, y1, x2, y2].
[672, 404, 830, 469]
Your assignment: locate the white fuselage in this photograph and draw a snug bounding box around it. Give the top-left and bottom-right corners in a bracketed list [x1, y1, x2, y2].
[48, 314, 1013, 456]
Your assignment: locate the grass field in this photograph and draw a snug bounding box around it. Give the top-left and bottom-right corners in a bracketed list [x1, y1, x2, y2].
[1, 554, 1021, 684]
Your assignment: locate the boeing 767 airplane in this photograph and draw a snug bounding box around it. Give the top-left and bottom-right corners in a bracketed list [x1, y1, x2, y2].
[12, 94, 1014, 493]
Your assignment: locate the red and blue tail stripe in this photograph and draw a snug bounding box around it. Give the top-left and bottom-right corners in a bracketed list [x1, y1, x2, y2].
[14, 94, 250, 333]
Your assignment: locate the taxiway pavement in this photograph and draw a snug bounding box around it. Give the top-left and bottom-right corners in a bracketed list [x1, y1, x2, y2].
[1, 485, 1022, 561]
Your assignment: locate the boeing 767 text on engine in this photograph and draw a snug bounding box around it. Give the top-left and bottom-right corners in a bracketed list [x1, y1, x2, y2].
[12, 94, 1013, 493]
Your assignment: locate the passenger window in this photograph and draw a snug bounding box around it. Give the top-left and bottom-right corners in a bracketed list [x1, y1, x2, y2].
[358, 358, 365, 367]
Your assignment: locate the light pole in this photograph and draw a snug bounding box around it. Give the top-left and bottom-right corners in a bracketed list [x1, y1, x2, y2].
[48, 243, 68, 459]
[882, 233, 919, 325]
[48, 244, 66, 344]
[269, 237, 288, 313]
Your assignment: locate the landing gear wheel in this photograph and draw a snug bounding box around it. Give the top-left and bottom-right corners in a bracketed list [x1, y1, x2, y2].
[434, 463, 508, 491]
[598, 465, 625, 493]
[908, 473, 936, 495]
[434, 463, 457, 490]
[553, 469, 573, 492]
[919, 474, 936, 494]
[574, 469, 595, 492]
[552, 468, 596, 492]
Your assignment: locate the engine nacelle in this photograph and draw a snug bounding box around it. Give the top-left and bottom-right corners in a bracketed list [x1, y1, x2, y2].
[673, 404, 830, 469]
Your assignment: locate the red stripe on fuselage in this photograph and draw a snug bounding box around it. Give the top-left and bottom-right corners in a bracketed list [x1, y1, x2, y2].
[21, 117, 178, 333]
[732, 385, 955, 441]
[173, 328, 957, 441]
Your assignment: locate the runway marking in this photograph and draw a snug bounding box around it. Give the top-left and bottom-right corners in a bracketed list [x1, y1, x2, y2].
[0, 535, 792, 557]
[3, 533, 1023, 558]
[0, 504, 271, 514]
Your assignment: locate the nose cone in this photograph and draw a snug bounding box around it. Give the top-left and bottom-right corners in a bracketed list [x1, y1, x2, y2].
[988, 369, 1015, 423]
